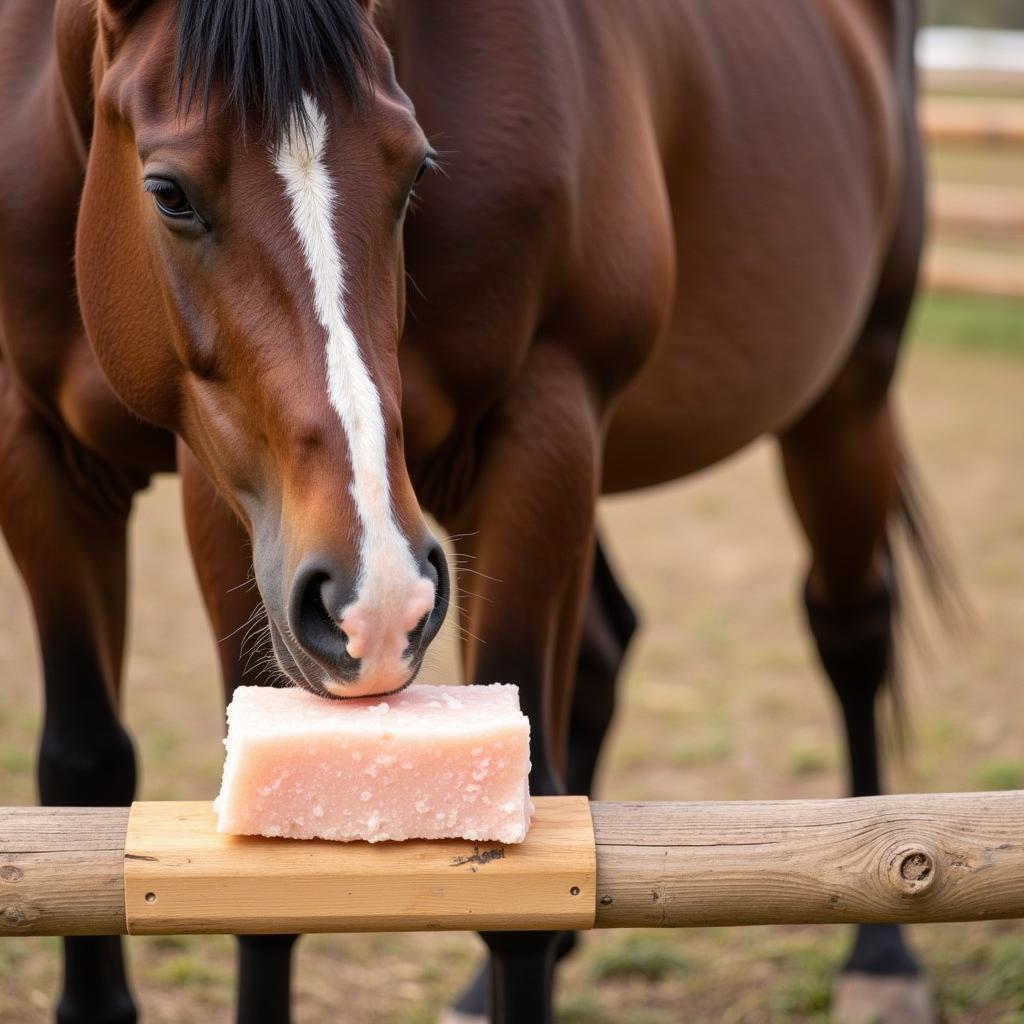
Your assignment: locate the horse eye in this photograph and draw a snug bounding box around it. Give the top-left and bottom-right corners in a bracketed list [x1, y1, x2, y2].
[144, 178, 196, 220]
[413, 157, 433, 186]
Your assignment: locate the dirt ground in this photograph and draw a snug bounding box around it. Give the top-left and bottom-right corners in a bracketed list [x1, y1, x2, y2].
[0, 333, 1022, 1023]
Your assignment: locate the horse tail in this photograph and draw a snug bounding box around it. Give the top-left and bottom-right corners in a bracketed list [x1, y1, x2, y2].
[884, 445, 972, 748]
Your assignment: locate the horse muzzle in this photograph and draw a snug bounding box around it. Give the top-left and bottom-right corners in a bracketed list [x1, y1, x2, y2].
[274, 538, 450, 699]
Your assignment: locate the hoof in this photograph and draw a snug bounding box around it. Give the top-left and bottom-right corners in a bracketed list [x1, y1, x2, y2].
[832, 972, 935, 1024]
[437, 1013, 487, 1024]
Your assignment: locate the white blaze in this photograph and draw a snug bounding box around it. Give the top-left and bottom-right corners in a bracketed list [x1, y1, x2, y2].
[274, 97, 434, 693]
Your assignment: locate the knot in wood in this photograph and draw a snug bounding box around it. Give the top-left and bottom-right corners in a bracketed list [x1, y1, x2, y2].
[2, 900, 34, 927]
[0, 865, 24, 883]
[888, 845, 937, 897]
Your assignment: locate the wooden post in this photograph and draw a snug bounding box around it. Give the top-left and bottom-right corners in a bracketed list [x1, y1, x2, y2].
[4, 792, 1024, 936]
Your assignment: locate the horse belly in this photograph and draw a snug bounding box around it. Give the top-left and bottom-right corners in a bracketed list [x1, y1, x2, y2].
[603, 306, 858, 492]
[602, 0, 901, 493]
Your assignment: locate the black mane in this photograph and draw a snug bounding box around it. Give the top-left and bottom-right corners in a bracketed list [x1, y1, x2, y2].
[175, 0, 372, 141]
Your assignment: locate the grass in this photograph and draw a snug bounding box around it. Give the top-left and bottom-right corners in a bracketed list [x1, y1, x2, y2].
[977, 759, 1024, 790]
[590, 934, 691, 983]
[149, 954, 232, 988]
[671, 731, 731, 767]
[910, 292, 1024, 357]
[557, 994, 613, 1024]
[784, 743, 834, 778]
[982, 935, 1024, 1009]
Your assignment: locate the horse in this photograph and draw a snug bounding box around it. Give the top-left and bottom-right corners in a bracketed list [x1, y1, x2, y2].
[0, 0, 948, 1022]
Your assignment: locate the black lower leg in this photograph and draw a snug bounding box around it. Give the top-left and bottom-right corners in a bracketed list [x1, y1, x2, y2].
[804, 575, 919, 977]
[454, 932, 575, 1020]
[39, 640, 138, 1024]
[57, 939, 136, 1024]
[453, 541, 636, 1020]
[483, 931, 559, 1024]
[236, 934, 299, 1024]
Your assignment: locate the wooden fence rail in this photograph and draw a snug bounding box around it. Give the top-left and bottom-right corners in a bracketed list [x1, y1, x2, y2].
[4, 791, 1024, 937]
[923, 99, 1024, 147]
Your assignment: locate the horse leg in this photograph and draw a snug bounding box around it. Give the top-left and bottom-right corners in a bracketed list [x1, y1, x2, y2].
[179, 444, 299, 1024]
[435, 351, 601, 1024]
[0, 396, 141, 1024]
[447, 536, 638, 1023]
[779, 325, 933, 1023]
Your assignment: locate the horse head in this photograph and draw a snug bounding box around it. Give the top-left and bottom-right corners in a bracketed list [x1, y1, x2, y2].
[76, 0, 449, 697]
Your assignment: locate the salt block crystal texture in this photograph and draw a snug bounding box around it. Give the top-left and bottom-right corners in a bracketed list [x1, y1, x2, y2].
[215, 684, 534, 843]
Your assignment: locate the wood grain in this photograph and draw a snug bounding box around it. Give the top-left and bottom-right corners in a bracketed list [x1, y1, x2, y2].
[0, 806, 128, 935]
[592, 792, 1024, 928]
[124, 797, 596, 934]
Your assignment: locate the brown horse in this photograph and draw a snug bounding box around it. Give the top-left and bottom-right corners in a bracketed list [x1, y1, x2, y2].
[0, 0, 944, 1022]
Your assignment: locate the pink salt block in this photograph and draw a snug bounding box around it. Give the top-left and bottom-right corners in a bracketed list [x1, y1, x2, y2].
[215, 684, 534, 844]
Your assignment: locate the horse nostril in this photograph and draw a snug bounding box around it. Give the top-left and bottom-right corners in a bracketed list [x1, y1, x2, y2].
[289, 563, 359, 679]
[416, 541, 450, 650]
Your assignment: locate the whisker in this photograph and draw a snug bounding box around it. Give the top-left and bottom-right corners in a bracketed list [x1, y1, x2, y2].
[219, 601, 267, 644]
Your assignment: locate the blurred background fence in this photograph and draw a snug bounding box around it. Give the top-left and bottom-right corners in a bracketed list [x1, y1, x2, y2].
[920, 27, 1024, 301]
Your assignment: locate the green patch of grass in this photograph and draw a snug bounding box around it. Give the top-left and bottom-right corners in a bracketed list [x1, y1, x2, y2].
[785, 744, 833, 778]
[151, 954, 230, 988]
[619, 1011, 676, 1024]
[144, 934, 192, 952]
[910, 292, 1024, 358]
[0, 938, 25, 972]
[0, 746, 32, 773]
[613, 737, 659, 770]
[690, 609, 733, 659]
[395, 1006, 441, 1024]
[590, 933, 690, 983]
[671, 733, 731, 767]
[772, 973, 831, 1018]
[981, 935, 1024, 1009]
[977, 759, 1024, 790]
[920, 714, 965, 752]
[760, 936, 837, 1020]
[557, 994, 611, 1023]
[939, 979, 987, 1015]
[151, 728, 180, 758]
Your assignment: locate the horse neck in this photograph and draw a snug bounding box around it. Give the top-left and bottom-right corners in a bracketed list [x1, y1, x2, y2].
[377, 0, 568, 81]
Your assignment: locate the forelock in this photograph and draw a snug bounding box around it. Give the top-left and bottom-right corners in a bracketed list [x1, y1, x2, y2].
[174, 0, 373, 143]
